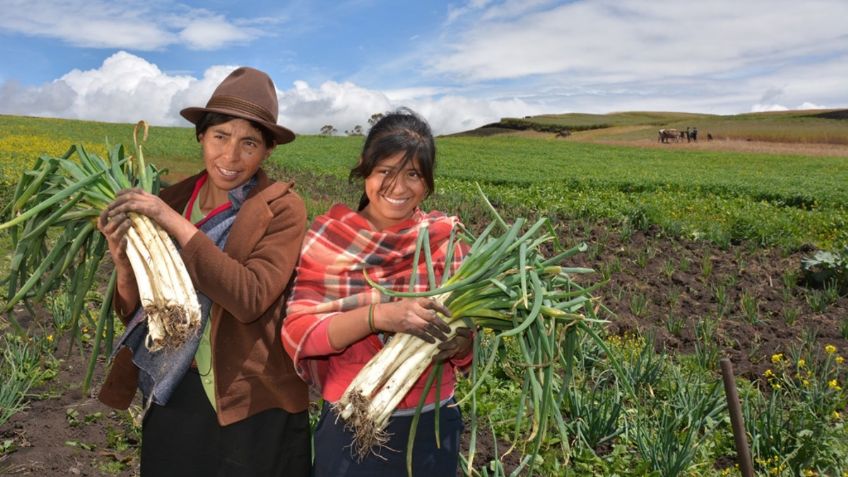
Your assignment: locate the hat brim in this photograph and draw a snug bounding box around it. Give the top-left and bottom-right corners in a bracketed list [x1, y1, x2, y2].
[180, 107, 295, 145]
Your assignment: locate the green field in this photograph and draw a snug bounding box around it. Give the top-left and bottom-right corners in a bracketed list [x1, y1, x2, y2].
[2, 114, 848, 476]
[2, 114, 847, 251]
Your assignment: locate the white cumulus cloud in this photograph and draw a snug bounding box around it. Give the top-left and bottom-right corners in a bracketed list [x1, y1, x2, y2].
[424, 0, 848, 114]
[0, 52, 523, 135]
[178, 16, 261, 50]
[0, 0, 274, 50]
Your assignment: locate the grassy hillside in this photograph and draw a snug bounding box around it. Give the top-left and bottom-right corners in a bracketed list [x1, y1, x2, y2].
[469, 109, 848, 144]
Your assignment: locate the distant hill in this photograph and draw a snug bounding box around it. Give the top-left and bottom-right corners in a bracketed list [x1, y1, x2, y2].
[450, 109, 848, 144]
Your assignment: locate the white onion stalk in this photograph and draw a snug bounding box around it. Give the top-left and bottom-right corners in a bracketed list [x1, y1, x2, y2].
[123, 212, 201, 351]
[334, 294, 459, 457]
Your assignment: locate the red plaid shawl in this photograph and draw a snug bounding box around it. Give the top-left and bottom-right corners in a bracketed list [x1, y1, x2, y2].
[282, 204, 466, 406]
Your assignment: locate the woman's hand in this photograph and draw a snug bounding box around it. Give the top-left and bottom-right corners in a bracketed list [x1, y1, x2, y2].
[374, 298, 453, 343]
[97, 206, 133, 269]
[433, 326, 474, 363]
[97, 194, 149, 318]
[102, 189, 197, 246]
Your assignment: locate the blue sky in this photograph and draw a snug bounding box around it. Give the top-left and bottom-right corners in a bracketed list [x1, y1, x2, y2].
[1, 0, 847, 135]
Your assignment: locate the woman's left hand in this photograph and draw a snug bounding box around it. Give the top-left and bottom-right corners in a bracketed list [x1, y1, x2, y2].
[103, 189, 197, 246]
[433, 326, 474, 363]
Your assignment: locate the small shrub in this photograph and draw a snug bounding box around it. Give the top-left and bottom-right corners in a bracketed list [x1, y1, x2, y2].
[783, 307, 800, 326]
[713, 285, 729, 317]
[801, 247, 848, 295]
[661, 259, 675, 280]
[740, 292, 761, 324]
[666, 313, 684, 336]
[629, 292, 649, 317]
[700, 255, 714, 281]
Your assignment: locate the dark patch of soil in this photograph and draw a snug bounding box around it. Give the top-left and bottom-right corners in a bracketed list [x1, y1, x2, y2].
[0, 328, 139, 476]
[565, 221, 848, 381]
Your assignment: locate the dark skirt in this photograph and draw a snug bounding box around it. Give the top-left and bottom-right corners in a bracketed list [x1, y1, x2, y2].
[141, 368, 311, 476]
[312, 400, 463, 477]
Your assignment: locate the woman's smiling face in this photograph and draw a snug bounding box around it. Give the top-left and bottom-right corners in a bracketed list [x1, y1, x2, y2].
[199, 118, 273, 193]
[360, 152, 428, 230]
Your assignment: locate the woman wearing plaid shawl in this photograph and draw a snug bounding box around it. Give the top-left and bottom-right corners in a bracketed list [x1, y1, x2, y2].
[282, 109, 473, 476]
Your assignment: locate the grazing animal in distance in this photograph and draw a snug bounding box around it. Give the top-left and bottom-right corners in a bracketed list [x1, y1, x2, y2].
[658, 128, 680, 143]
[688, 127, 698, 142]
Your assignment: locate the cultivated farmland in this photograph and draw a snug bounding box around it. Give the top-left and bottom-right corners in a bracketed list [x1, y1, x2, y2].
[1, 112, 847, 476]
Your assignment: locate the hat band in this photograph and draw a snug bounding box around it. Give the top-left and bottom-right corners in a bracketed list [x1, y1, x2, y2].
[206, 95, 276, 124]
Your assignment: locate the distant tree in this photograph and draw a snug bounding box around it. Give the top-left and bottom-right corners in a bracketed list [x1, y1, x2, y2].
[367, 113, 384, 127]
[320, 125, 337, 136]
[345, 125, 364, 136]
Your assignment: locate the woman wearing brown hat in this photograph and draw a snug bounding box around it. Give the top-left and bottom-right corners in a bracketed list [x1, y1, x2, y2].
[96, 67, 311, 476]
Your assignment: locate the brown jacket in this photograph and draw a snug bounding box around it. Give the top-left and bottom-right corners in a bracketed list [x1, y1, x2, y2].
[98, 169, 309, 425]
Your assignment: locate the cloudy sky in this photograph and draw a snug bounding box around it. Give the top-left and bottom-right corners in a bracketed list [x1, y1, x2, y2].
[1, 0, 846, 135]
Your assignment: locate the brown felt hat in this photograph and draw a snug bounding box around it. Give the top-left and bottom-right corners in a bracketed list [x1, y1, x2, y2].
[180, 67, 295, 145]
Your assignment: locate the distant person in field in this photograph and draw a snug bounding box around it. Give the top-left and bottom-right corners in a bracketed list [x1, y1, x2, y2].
[97, 67, 311, 476]
[282, 108, 474, 476]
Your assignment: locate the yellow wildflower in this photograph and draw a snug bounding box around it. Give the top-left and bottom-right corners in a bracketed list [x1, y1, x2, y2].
[47, 334, 54, 343]
[797, 358, 806, 368]
[833, 411, 841, 420]
[771, 353, 783, 364]
[837, 356, 845, 365]
[829, 379, 842, 391]
[826, 344, 837, 354]
[763, 369, 774, 378]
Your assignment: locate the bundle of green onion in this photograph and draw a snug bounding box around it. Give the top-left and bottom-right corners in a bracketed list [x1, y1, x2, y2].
[1, 122, 200, 355]
[336, 188, 614, 474]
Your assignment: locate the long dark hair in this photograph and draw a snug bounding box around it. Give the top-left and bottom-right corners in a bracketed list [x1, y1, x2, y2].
[349, 108, 436, 211]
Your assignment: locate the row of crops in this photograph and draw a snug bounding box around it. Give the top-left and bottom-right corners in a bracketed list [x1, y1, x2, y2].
[3, 116, 847, 251]
[275, 135, 848, 250]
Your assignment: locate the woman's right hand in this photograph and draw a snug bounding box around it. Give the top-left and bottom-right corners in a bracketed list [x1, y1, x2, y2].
[373, 298, 453, 343]
[97, 207, 133, 270]
[97, 205, 142, 318]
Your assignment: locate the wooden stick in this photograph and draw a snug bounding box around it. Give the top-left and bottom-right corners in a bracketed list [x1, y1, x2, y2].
[720, 358, 755, 477]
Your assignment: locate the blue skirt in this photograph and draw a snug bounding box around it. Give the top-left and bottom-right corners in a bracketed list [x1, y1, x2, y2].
[312, 400, 463, 477]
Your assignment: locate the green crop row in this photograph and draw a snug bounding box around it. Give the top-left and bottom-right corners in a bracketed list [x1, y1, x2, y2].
[2, 115, 846, 250]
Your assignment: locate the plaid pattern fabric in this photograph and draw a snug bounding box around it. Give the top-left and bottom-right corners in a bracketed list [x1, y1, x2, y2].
[282, 203, 466, 404]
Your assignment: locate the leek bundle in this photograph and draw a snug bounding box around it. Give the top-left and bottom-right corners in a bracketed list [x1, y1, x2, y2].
[1, 121, 200, 357]
[337, 188, 614, 474]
